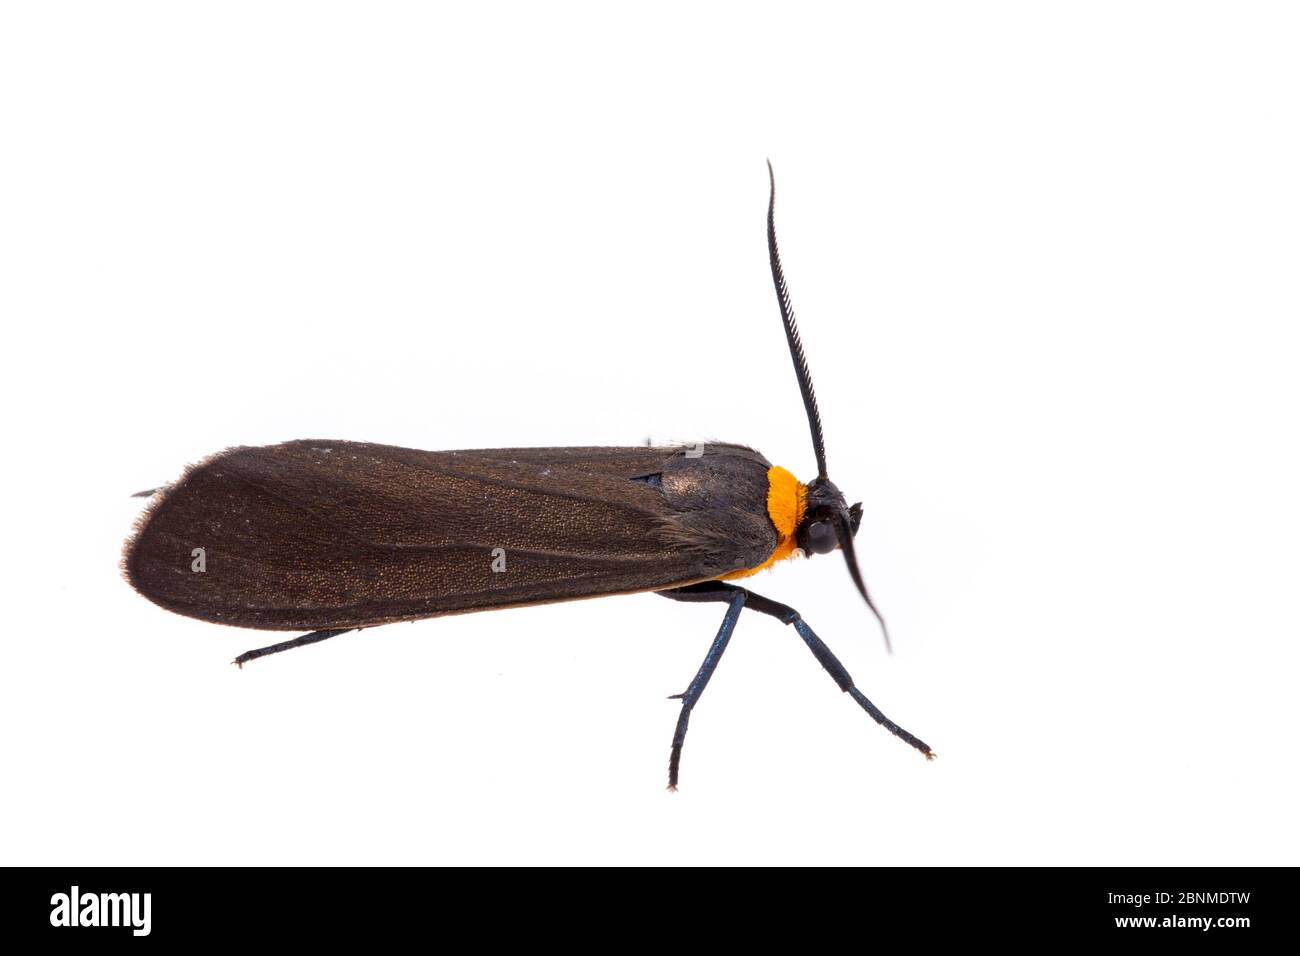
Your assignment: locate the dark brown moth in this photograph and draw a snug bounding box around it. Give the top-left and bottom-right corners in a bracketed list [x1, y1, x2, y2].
[123, 164, 934, 788]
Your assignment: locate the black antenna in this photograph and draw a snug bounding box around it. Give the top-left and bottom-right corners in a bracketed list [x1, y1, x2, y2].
[833, 508, 894, 655]
[768, 163, 892, 654]
[767, 160, 828, 479]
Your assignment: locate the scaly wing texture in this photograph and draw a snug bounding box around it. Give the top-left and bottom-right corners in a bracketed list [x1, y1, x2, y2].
[123, 441, 777, 630]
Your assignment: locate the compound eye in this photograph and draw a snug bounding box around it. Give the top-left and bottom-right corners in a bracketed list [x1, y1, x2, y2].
[805, 520, 838, 554]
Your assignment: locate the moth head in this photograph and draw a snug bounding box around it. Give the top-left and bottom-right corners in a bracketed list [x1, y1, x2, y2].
[796, 478, 862, 556]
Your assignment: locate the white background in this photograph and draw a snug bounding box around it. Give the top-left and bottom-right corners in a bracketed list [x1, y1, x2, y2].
[3, 2, 1297, 866]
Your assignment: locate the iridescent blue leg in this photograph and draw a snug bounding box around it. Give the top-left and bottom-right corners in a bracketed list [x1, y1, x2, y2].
[658, 586, 747, 790]
[659, 581, 934, 773]
[232, 628, 358, 668]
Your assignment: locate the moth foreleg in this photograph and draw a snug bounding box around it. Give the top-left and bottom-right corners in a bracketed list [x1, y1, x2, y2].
[659, 581, 935, 762]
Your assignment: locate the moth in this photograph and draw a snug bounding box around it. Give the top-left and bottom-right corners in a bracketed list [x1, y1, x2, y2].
[124, 164, 934, 788]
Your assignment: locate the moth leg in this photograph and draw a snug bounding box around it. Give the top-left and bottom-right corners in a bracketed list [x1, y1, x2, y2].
[232, 628, 358, 668]
[659, 581, 935, 760]
[656, 586, 748, 790]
